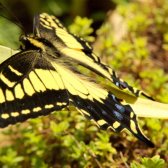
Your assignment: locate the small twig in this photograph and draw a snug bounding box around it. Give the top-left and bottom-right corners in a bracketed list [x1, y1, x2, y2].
[119, 152, 129, 168]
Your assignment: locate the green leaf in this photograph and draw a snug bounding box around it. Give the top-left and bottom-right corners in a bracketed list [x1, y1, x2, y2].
[0, 17, 21, 49]
[50, 120, 69, 134]
[69, 16, 94, 42]
[131, 155, 166, 168]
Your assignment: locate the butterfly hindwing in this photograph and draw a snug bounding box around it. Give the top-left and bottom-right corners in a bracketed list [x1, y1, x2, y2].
[0, 50, 69, 127]
[50, 62, 154, 147]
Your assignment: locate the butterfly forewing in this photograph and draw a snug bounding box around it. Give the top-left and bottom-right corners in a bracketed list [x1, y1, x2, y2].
[0, 50, 69, 127]
[35, 13, 152, 99]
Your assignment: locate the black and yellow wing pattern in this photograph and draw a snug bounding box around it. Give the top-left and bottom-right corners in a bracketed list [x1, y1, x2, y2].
[36, 13, 152, 99]
[0, 13, 154, 147]
[0, 50, 69, 127]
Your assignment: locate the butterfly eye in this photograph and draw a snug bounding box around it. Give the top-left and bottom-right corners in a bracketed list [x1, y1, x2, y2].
[19, 35, 27, 42]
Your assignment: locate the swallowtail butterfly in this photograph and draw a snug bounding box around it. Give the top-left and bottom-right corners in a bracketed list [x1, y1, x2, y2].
[0, 13, 154, 147]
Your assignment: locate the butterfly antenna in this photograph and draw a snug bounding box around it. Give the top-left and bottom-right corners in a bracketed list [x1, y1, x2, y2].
[33, 13, 40, 36]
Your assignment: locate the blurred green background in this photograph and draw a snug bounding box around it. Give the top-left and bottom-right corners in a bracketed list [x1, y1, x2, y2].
[0, 0, 168, 167]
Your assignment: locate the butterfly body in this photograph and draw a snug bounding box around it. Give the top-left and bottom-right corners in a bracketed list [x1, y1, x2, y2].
[0, 13, 155, 147]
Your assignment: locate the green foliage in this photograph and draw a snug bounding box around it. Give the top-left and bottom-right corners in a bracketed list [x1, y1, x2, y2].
[0, 0, 168, 167]
[0, 18, 21, 49]
[69, 16, 95, 42]
[131, 155, 166, 168]
[0, 148, 23, 168]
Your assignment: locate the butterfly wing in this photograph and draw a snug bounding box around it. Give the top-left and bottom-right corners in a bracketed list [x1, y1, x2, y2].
[0, 50, 69, 127]
[34, 13, 152, 100]
[51, 62, 154, 147]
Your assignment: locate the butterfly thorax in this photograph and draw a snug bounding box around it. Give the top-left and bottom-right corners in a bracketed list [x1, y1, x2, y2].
[20, 35, 46, 51]
[20, 35, 61, 58]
